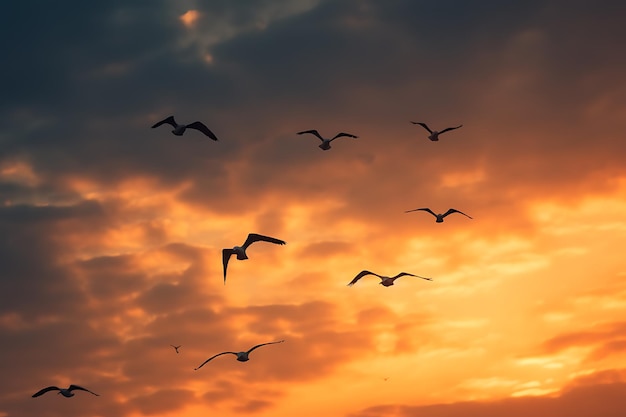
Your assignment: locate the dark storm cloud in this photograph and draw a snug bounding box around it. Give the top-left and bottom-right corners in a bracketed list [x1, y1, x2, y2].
[3, 0, 625, 217]
[209, 0, 545, 112]
[0, 0, 182, 111]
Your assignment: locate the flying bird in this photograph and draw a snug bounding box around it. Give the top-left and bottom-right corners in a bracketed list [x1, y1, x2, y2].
[348, 270, 432, 287]
[411, 122, 462, 141]
[222, 233, 286, 283]
[297, 129, 358, 150]
[405, 207, 473, 223]
[32, 385, 99, 398]
[194, 340, 285, 370]
[151, 115, 219, 140]
[170, 344, 181, 353]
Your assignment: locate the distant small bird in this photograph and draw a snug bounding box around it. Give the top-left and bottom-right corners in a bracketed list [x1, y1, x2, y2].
[32, 385, 99, 398]
[194, 340, 285, 370]
[405, 207, 472, 223]
[170, 344, 181, 353]
[222, 233, 286, 283]
[348, 270, 432, 287]
[411, 122, 462, 141]
[152, 115, 219, 140]
[297, 130, 358, 150]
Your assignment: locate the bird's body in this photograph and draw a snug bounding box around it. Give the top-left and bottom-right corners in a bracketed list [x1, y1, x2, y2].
[348, 270, 432, 287]
[297, 130, 358, 150]
[171, 344, 181, 353]
[411, 122, 462, 141]
[194, 340, 285, 370]
[405, 207, 472, 222]
[222, 233, 286, 283]
[32, 385, 99, 398]
[152, 115, 219, 140]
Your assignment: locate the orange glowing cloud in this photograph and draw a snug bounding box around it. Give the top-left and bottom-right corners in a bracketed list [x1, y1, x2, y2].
[180, 10, 200, 28]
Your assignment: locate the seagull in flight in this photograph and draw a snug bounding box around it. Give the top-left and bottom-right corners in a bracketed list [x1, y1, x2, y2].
[194, 340, 285, 370]
[222, 233, 286, 283]
[297, 130, 358, 150]
[170, 344, 181, 354]
[32, 385, 99, 398]
[348, 270, 432, 287]
[405, 208, 473, 223]
[151, 115, 219, 140]
[411, 122, 462, 141]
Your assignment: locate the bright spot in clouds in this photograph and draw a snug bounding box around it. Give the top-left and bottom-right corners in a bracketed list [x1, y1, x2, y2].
[180, 10, 200, 28]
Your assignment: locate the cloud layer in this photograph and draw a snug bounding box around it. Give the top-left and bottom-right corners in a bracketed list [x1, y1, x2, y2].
[2, 1, 626, 416]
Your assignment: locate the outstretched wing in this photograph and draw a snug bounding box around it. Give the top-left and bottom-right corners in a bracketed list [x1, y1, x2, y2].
[411, 122, 432, 133]
[151, 116, 177, 129]
[242, 233, 286, 249]
[442, 208, 472, 219]
[32, 386, 60, 397]
[68, 385, 99, 396]
[246, 340, 285, 354]
[439, 124, 463, 134]
[194, 352, 237, 370]
[297, 130, 325, 142]
[348, 270, 382, 286]
[330, 132, 358, 141]
[393, 272, 433, 281]
[405, 207, 437, 218]
[187, 121, 219, 141]
[222, 249, 235, 284]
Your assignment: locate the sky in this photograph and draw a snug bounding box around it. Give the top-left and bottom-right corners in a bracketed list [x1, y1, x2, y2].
[1, 0, 626, 416]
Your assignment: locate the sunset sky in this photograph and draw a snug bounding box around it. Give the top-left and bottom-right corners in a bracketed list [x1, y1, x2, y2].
[2, 1, 626, 416]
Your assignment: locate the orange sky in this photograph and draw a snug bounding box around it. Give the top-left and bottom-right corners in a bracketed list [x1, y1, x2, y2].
[1, 1, 626, 417]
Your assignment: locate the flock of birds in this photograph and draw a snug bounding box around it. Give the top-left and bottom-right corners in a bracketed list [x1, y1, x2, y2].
[31, 114, 472, 400]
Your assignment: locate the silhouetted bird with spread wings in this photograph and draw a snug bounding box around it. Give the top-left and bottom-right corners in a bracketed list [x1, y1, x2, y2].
[152, 115, 219, 140]
[405, 208, 472, 223]
[222, 233, 286, 283]
[32, 385, 99, 398]
[297, 130, 358, 150]
[195, 340, 285, 370]
[348, 270, 432, 287]
[411, 122, 462, 141]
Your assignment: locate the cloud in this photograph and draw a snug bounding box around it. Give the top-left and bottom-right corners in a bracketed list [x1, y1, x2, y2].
[539, 321, 626, 364]
[127, 388, 196, 415]
[349, 370, 626, 417]
[2, 2, 626, 417]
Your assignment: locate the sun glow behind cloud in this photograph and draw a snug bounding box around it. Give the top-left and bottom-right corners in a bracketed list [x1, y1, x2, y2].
[180, 10, 200, 28]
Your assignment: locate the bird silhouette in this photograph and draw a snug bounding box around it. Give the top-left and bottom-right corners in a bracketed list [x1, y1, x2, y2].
[170, 344, 181, 353]
[348, 270, 432, 287]
[222, 233, 286, 283]
[297, 130, 358, 150]
[405, 207, 472, 223]
[32, 385, 99, 398]
[194, 340, 285, 370]
[152, 115, 219, 140]
[411, 122, 462, 141]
